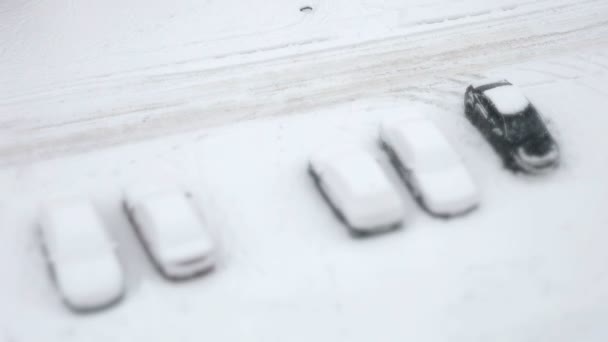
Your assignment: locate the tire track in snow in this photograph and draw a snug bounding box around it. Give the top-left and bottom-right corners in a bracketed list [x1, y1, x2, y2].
[1, 0, 608, 166]
[0, 0, 597, 105]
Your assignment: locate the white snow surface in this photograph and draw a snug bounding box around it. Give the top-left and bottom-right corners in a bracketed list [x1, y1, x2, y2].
[2, 0, 608, 340]
[310, 146, 407, 230]
[484, 85, 531, 115]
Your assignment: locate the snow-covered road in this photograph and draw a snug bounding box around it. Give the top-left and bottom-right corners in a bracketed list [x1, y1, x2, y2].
[1, 0, 608, 165]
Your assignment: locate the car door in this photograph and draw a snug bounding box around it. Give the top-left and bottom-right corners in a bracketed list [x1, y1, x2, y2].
[473, 93, 490, 121]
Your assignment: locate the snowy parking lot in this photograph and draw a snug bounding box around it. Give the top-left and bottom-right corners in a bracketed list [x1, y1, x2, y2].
[2, 0, 608, 341]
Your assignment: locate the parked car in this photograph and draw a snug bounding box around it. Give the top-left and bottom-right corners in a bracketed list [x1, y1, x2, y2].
[38, 200, 125, 312]
[464, 79, 559, 173]
[308, 146, 407, 236]
[124, 187, 216, 281]
[380, 119, 479, 218]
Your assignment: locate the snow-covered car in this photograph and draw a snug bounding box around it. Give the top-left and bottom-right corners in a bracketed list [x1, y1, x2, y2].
[38, 200, 125, 312]
[464, 79, 559, 173]
[308, 146, 407, 236]
[124, 187, 216, 281]
[380, 119, 479, 218]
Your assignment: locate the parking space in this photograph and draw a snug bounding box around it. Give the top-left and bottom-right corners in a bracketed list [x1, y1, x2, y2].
[1, 54, 608, 339]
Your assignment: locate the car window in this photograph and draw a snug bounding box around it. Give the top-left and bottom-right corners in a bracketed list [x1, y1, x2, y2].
[492, 107, 508, 130]
[474, 94, 489, 118]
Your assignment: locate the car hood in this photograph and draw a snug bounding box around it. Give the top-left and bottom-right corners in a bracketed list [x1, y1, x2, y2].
[56, 257, 124, 310]
[415, 166, 479, 215]
[345, 192, 406, 230]
[157, 239, 214, 266]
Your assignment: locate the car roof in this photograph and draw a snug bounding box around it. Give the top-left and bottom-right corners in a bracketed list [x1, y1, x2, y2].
[382, 119, 459, 171]
[40, 201, 112, 258]
[312, 147, 390, 198]
[137, 192, 207, 246]
[311, 146, 405, 227]
[483, 85, 530, 115]
[394, 120, 452, 153]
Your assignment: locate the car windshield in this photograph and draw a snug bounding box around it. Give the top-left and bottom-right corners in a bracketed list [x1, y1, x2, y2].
[502, 109, 546, 143]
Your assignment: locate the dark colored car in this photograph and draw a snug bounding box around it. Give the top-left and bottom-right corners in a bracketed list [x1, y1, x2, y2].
[464, 80, 559, 173]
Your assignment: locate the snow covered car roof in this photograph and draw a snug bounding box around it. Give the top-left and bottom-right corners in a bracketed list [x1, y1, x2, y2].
[310, 146, 406, 231]
[125, 187, 215, 279]
[483, 85, 530, 115]
[414, 165, 479, 216]
[41, 201, 114, 259]
[381, 119, 460, 173]
[381, 119, 479, 216]
[312, 149, 390, 197]
[39, 200, 124, 311]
